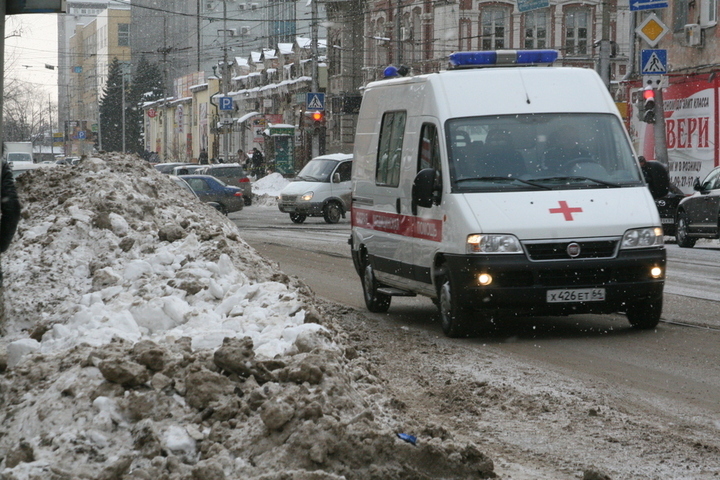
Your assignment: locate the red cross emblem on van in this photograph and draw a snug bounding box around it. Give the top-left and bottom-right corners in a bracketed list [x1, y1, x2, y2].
[549, 201, 583, 221]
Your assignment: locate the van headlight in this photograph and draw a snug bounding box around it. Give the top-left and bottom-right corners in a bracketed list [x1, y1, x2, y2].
[467, 234, 522, 254]
[301, 191, 314, 201]
[621, 227, 664, 249]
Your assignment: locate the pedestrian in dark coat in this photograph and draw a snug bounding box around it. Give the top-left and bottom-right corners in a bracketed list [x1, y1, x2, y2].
[198, 149, 209, 165]
[251, 148, 265, 177]
[639, 156, 670, 199]
[0, 159, 22, 333]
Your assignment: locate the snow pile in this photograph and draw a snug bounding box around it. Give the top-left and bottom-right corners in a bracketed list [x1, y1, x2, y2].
[0, 154, 494, 479]
[252, 172, 288, 207]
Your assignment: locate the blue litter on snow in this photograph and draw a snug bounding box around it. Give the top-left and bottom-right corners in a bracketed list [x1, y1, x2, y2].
[396, 433, 417, 445]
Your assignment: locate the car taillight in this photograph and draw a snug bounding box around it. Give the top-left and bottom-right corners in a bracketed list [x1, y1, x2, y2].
[239, 177, 250, 183]
[234, 192, 243, 197]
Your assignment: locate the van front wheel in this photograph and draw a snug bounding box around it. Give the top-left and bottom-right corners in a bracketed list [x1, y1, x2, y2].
[290, 213, 307, 224]
[362, 264, 391, 313]
[438, 275, 471, 338]
[626, 297, 662, 330]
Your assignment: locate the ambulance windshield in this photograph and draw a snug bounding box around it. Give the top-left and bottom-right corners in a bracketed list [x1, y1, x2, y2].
[445, 113, 644, 192]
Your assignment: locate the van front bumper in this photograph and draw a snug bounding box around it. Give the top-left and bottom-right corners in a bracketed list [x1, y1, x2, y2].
[278, 199, 324, 216]
[443, 248, 665, 315]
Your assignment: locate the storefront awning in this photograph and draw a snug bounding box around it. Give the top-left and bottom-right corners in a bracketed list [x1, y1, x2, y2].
[236, 111, 261, 124]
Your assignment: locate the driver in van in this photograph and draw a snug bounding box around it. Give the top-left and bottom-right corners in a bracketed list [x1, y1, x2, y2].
[543, 126, 589, 173]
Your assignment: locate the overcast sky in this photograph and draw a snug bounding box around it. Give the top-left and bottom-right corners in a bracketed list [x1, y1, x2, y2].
[5, 13, 59, 99]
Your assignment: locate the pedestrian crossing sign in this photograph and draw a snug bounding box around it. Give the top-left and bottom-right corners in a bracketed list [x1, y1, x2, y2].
[306, 92, 325, 111]
[641, 49, 667, 75]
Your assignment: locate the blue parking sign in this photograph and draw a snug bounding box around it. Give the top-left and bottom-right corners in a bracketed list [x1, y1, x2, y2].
[219, 96, 233, 111]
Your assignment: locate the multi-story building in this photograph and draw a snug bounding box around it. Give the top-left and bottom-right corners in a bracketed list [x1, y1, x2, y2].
[65, 3, 131, 155]
[627, 1, 720, 192]
[57, 0, 114, 132]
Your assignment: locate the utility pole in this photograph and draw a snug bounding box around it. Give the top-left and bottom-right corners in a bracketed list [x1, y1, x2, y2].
[311, 0, 320, 158]
[599, 0, 610, 89]
[222, 0, 230, 164]
[49, 95, 54, 157]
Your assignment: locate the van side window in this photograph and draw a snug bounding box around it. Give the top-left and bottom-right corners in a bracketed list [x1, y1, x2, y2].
[418, 123, 441, 173]
[336, 161, 352, 182]
[376, 111, 406, 187]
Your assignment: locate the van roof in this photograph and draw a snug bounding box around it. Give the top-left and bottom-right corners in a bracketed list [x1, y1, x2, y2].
[311, 153, 353, 162]
[363, 67, 616, 120]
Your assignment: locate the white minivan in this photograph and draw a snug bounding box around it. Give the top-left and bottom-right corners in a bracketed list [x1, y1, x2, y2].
[350, 50, 666, 337]
[278, 153, 353, 224]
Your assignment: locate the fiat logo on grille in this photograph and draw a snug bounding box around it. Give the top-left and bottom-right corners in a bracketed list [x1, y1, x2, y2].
[567, 242, 581, 258]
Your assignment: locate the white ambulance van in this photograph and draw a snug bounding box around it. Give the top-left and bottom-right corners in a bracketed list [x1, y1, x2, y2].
[350, 50, 666, 337]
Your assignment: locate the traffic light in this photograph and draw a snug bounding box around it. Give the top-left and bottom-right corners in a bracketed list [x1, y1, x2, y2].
[642, 87, 656, 124]
[310, 111, 325, 124]
[303, 111, 326, 131]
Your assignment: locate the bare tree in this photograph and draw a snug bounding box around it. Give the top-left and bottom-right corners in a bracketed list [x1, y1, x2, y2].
[3, 83, 55, 143]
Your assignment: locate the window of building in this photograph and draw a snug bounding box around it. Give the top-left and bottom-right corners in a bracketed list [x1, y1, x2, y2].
[118, 23, 130, 47]
[460, 18, 472, 51]
[524, 9, 548, 49]
[701, 0, 718, 26]
[376, 111, 406, 187]
[565, 8, 589, 55]
[480, 7, 510, 50]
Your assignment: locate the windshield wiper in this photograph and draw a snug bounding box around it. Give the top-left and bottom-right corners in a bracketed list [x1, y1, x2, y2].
[533, 176, 622, 187]
[455, 176, 551, 189]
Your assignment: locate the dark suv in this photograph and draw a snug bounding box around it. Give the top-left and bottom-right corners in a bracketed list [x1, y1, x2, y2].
[197, 164, 253, 205]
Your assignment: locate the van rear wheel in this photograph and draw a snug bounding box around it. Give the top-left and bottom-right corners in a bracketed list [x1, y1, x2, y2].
[290, 213, 307, 224]
[438, 274, 471, 338]
[362, 264, 391, 313]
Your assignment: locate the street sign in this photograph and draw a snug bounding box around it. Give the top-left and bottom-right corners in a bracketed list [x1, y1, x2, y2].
[642, 75, 669, 89]
[517, 0, 549, 12]
[629, 0, 668, 11]
[641, 49, 667, 75]
[636, 13, 670, 47]
[306, 92, 325, 111]
[77, 131, 86, 140]
[147, 108, 157, 118]
[219, 96, 233, 111]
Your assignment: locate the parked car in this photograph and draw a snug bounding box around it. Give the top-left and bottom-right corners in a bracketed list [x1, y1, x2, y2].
[196, 163, 253, 205]
[655, 183, 685, 237]
[278, 153, 353, 224]
[169, 175, 223, 213]
[179, 174, 244, 215]
[675, 166, 720, 248]
[155, 162, 192, 174]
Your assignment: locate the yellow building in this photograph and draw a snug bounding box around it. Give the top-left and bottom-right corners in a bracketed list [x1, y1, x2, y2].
[66, 4, 131, 155]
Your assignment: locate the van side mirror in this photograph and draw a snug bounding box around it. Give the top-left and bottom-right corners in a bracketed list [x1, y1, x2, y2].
[333, 172, 341, 183]
[412, 168, 442, 215]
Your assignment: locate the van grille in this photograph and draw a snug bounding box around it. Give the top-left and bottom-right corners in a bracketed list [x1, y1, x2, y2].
[524, 240, 618, 261]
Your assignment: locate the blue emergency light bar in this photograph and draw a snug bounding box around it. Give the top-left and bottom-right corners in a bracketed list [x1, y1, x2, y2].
[449, 50, 559, 68]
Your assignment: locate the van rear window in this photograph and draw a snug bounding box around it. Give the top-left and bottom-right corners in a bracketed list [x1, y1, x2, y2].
[376, 111, 406, 187]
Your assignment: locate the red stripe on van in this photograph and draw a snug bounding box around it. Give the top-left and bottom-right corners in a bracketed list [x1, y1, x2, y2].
[352, 208, 443, 242]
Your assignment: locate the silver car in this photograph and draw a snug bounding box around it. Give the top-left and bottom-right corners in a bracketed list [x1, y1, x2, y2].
[278, 153, 353, 224]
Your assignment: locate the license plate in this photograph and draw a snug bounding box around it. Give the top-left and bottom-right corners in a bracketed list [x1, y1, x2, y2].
[547, 288, 605, 303]
[661, 218, 674, 224]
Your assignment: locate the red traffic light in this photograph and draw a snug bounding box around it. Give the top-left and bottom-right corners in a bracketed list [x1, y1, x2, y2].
[311, 111, 324, 122]
[642, 88, 655, 101]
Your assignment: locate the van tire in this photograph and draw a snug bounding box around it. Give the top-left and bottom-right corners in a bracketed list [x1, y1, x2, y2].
[362, 264, 391, 313]
[625, 297, 662, 330]
[323, 202, 342, 224]
[290, 213, 307, 224]
[438, 275, 471, 338]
